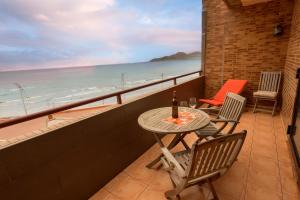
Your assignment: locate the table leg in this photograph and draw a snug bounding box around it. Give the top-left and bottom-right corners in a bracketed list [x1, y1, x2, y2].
[146, 133, 190, 169]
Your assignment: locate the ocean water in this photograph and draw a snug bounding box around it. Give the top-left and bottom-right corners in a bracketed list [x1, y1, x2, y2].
[0, 59, 201, 117]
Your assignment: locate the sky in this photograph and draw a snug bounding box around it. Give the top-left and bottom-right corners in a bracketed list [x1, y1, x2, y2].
[0, 0, 202, 71]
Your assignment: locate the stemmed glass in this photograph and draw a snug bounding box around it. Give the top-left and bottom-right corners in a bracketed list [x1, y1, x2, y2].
[180, 101, 188, 107]
[180, 101, 188, 112]
[189, 97, 197, 109]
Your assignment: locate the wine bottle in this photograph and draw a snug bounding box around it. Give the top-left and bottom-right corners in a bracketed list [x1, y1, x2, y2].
[172, 91, 178, 118]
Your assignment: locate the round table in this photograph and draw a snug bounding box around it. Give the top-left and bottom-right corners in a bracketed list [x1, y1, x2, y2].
[138, 107, 210, 168]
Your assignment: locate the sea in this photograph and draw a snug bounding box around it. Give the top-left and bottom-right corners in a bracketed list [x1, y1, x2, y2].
[0, 59, 201, 118]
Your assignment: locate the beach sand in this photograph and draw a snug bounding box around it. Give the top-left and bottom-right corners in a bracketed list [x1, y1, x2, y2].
[0, 105, 111, 142]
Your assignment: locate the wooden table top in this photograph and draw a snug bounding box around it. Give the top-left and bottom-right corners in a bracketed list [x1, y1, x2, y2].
[138, 107, 210, 134]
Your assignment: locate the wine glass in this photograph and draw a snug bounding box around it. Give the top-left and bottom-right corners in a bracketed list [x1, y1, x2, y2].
[180, 101, 188, 107]
[189, 97, 197, 108]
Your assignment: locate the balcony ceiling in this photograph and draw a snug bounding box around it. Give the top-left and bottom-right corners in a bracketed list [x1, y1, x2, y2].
[241, 0, 273, 6]
[224, 0, 273, 7]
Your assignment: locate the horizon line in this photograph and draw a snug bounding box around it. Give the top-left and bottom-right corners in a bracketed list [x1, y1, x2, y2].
[0, 50, 201, 73]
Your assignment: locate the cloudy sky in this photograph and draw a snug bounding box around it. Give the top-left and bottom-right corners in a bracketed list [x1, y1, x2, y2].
[0, 0, 202, 71]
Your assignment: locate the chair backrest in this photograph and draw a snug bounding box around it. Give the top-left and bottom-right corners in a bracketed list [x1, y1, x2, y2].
[218, 92, 246, 122]
[186, 131, 247, 182]
[258, 71, 281, 92]
[214, 79, 248, 102]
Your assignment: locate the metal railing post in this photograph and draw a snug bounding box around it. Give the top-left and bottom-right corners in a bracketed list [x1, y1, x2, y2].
[117, 94, 122, 104]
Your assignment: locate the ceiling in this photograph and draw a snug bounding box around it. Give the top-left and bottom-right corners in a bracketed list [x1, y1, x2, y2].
[224, 0, 273, 7]
[241, 0, 273, 6]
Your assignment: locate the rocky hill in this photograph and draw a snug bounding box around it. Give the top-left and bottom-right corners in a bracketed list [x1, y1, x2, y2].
[150, 51, 201, 62]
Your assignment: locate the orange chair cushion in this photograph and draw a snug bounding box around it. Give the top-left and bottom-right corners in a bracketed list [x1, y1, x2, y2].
[199, 79, 248, 106]
[199, 99, 223, 106]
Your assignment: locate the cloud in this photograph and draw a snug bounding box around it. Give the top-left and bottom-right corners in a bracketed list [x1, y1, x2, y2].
[0, 0, 201, 70]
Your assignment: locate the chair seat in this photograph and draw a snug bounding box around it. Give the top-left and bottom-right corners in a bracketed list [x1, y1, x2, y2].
[174, 150, 191, 170]
[165, 150, 190, 186]
[253, 90, 277, 99]
[195, 123, 218, 137]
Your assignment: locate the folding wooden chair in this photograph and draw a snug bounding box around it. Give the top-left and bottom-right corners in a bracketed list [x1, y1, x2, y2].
[196, 92, 246, 140]
[253, 71, 281, 116]
[161, 131, 247, 199]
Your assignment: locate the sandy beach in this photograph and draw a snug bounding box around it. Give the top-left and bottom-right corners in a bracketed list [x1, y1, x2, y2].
[0, 105, 111, 142]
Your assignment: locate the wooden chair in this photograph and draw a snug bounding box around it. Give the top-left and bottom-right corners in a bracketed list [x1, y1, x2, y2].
[253, 71, 281, 116]
[161, 131, 247, 199]
[195, 92, 246, 140]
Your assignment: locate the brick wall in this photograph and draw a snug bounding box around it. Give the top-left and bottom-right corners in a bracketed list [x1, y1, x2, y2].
[203, 0, 294, 104]
[281, 0, 300, 127]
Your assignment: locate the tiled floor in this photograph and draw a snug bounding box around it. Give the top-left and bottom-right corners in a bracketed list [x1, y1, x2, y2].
[89, 111, 300, 200]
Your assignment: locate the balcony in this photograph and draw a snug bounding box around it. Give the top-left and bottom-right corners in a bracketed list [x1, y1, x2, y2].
[1, 0, 300, 199]
[0, 73, 299, 199]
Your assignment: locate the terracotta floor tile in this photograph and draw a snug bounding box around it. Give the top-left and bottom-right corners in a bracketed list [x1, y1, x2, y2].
[213, 162, 248, 199]
[251, 144, 278, 160]
[139, 184, 206, 200]
[247, 166, 281, 193]
[280, 174, 299, 196]
[104, 172, 147, 200]
[255, 125, 274, 133]
[276, 132, 288, 143]
[147, 169, 173, 192]
[136, 186, 166, 200]
[239, 188, 246, 200]
[239, 153, 251, 163]
[277, 140, 288, 148]
[140, 145, 161, 163]
[180, 185, 206, 200]
[249, 156, 279, 178]
[245, 182, 282, 200]
[124, 161, 159, 185]
[217, 192, 239, 200]
[252, 137, 277, 150]
[277, 147, 293, 164]
[240, 143, 251, 157]
[104, 194, 122, 200]
[277, 139, 289, 152]
[254, 121, 272, 128]
[279, 161, 296, 178]
[252, 132, 276, 144]
[89, 188, 110, 200]
[282, 192, 300, 200]
[214, 177, 245, 199]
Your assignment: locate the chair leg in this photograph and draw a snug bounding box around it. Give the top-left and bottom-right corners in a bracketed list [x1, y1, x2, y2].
[272, 100, 277, 116]
[165, 189, 181, 199]
[165, 182, 185, 200]
[253, 98, 258, 113]
[180, 139, 191, 151]
[207, 180, 219, 200]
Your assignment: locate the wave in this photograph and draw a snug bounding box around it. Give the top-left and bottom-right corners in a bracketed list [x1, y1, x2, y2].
[126, 79, 147, 85]
[27, 95, 43, 100]
[53, 86, 118, 101]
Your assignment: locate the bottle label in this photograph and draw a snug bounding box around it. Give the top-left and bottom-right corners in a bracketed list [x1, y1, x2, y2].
[172, 106, 178, 118]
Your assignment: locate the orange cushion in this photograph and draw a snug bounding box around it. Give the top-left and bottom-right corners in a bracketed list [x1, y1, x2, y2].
[214, 79, 248, 102]
[199, 79, 248, 106]
[199, 99, 223, 106]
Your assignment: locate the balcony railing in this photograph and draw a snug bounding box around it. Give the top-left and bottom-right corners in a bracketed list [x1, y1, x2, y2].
[0, 70, 202, 128]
